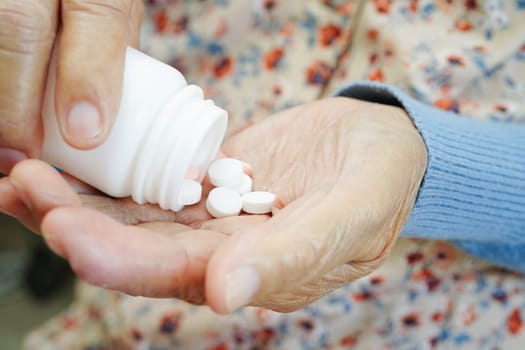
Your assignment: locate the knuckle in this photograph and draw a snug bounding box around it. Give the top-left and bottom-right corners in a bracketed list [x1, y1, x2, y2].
[63, 0, 131, 21]
[0, 1, 55, 49]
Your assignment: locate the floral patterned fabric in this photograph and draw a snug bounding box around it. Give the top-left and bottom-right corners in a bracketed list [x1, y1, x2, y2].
[24, 1, 525, 349]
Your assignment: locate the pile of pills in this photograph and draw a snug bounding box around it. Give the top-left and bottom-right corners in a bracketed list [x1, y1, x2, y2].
[180, 158, 276, 218]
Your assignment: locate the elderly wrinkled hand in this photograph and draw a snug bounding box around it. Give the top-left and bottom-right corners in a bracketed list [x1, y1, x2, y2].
[0, 0, 143, 173]
[0, 97, 427, 314]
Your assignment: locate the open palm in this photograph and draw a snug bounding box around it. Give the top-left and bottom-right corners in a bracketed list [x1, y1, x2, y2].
[0, 97, 427, 314]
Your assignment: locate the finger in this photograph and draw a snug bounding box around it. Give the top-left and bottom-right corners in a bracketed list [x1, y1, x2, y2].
[206, 169, 414, 314]
[0, 177, 38, 232]
[0, 1, 59, 158]
[41, 206, 225, 302]
[205, 189, 350, 313]
[9, 159, 81, 226]
[56, 0, 133, 149]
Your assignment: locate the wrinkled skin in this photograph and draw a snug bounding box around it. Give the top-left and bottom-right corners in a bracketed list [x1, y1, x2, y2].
[0, 97, 427, 314]
[0, 0, 144, 172]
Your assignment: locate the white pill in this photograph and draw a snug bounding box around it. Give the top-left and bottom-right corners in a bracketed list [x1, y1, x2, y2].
[242, 191, 276, 214]
[178, 179, 202, 206]
[208, 158, 244, 188]
[234, 173, 253, 195]
[206, 187, 243, 218]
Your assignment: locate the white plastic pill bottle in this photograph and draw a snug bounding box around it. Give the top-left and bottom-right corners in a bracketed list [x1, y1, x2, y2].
[41, 47, 228, 212]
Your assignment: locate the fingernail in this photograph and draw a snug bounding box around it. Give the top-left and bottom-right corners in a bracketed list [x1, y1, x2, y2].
[66, 102, 103, 140]
[225, 265, 260, 312]
[0, 148, 27, 174]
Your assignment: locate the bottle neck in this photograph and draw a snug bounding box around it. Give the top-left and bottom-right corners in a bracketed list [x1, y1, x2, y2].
[131, 85, 227, 211]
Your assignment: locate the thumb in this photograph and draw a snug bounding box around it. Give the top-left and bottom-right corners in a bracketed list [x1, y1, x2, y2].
[205, 185, 391, 314]
[55, 0, 134, 149]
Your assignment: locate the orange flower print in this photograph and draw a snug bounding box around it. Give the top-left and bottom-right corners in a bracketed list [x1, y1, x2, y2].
[154, 9, 168, 33]
[319, 23, 342, 47]
[432, 312, 444, 323]
[368, 68, 384, 82]
[434, 98, 457, 111]
[263, 48, 284, 70]
[455, 19, 473, 31]
[340, 335, 358, 346]
[507, 309, 523, 335]
[367, 28, 379, 42]
[61, 315, 78, 330]
[306, 61, 332, 85]
[408, 0, 419, 12]
[373, 0, 392, 14]
[213, 57, 234, 79]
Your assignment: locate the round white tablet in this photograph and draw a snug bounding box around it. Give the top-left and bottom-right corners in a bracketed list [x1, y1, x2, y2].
[208, 158, 244, 188]
[234, 173, 253, 195]
[206, 187, 243, 218]
[242, 191, 276, 214]
[178, 179, 202, 206]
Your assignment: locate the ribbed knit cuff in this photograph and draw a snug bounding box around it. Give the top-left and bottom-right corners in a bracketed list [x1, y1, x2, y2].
[336, 81, 525, 246]
[454, 241, 525, 272]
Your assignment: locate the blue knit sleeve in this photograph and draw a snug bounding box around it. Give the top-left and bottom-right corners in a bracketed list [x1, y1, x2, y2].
[336, 81, 525, 272]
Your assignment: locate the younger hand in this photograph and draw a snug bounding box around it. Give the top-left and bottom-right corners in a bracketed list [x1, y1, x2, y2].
[0, 0, 144, 173]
